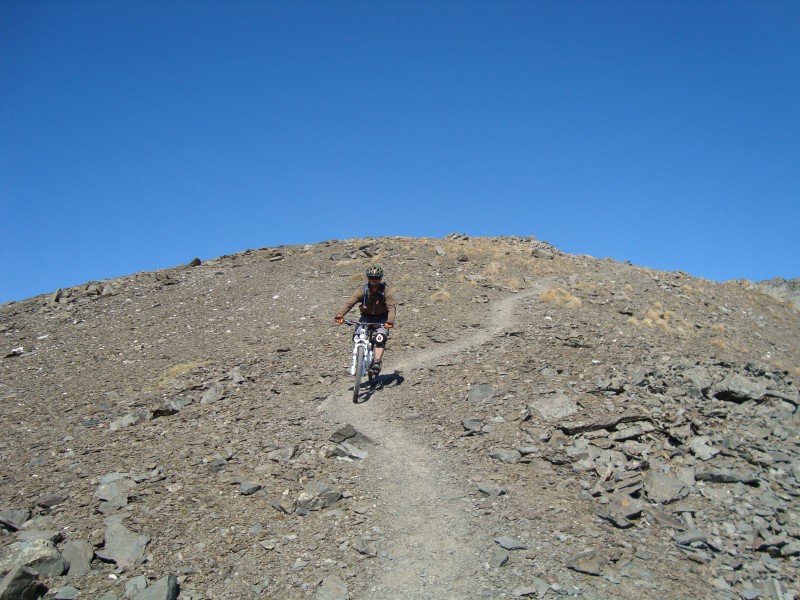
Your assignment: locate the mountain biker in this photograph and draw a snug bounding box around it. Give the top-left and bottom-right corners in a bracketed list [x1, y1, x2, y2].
[335, 266, 396, 376]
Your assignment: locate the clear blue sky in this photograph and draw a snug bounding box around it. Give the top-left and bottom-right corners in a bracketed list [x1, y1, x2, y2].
[2, 1, 798, 303]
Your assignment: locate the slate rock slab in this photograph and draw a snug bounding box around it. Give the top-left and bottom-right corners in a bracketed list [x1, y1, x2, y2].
[695, 469, 759, 484]
[513, 578, 550, 598]
[95, 520, 150, 567]
[35, 493, 67, 509]
[490, 449, 521, 464]
[688, 437, 719, 461]
[609, 422, 654, 441]
[315, 575, 348, 600]
[296, 483, 342, 512]
[267, 446, 295, 462]
[352, 537, 377, 557]
[95, 478, 134, 512]
[54, 586, 80, 600]
[200, 382, 224, 404]
[468, 384, 497, 402]
[560, 411, 651, 436]
[330, 424, 358, 443]
[489, 548, 509, 567]
[334, 442, 368, 460]
[16, 530, 62, 543]
[673, 529, 708, 546]
[594, 494, 643, 528]
[462, 418, 484, 435]
[530, 393, 579, 422]
[644, 472, 690, 504]
[494, 537, 527, 550]
[239, 481, 262, 495]
[711, 374, 766, 403]
[132, 574, 179, 600]
[566, 549, 603, 575]
[682, 366, 713, 393]
[0, 509, 30, 532]
[109, 411, 151, 431]
[330, 424, 375, 447]
[477, 483, 506, 497]
[62, 540, 93, 578]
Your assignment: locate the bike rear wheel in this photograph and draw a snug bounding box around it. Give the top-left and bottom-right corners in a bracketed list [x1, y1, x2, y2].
[353, 346, 365, 402]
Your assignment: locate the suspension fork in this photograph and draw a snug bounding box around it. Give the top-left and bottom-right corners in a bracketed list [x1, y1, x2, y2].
[350, 329, 370, 375]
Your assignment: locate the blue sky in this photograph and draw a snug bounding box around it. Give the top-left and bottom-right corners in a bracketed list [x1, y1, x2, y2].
[2, 1, 798, 303]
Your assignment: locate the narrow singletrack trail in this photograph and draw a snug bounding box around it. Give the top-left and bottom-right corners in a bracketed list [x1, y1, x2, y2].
[318, 282, 551, 599]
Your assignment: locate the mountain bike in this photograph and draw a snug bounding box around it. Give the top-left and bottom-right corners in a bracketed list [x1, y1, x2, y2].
[343, 320, 383, 403]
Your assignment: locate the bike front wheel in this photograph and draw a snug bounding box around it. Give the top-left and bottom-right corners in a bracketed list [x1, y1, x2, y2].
[353, 345, 365, 403]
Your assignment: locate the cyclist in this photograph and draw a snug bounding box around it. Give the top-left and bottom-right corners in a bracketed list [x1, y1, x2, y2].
[335, 266, 396, 376]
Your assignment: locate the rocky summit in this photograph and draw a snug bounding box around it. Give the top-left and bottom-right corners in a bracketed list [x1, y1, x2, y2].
[1, 235, 798, 600]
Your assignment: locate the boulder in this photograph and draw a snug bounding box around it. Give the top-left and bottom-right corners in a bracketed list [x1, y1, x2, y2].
[0, 539, 67, 578]
[0, 566, 47, 600]
[710, 374, 766, 402]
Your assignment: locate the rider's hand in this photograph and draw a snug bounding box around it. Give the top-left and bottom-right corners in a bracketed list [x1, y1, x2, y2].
[385, 322, 394, 328]
[335, 316, 344, 324]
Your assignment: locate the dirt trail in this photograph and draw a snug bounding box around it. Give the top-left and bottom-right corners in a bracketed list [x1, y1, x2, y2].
[319, 282, 550, 599]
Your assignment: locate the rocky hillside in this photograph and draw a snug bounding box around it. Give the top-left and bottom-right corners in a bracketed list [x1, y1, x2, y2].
[750, 278, 800, 312]
[1, 235, 798, 600]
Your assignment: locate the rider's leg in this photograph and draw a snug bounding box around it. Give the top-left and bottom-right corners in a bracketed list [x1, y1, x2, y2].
[372, 325, 388, 372]
[370, 351, 383, 376]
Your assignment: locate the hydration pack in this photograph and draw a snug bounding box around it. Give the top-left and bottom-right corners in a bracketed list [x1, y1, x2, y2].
[362, 282, 386, 307]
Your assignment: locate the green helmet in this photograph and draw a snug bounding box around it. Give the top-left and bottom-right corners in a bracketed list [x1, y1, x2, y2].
[366, 265, 384, 278]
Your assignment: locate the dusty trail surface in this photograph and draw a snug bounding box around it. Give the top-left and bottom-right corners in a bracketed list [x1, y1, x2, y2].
[319, 283, 550, 599]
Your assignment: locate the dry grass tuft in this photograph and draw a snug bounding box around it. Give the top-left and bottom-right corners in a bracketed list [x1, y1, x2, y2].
[148, 361, 208, 391]
[710, 338, 728, 350]
[484, 262, 505, 277]
[430, 290, 452, 302]
[637, 302, 692, 336]
[540, 288, 582, 307]
[627, 302, 693, 337]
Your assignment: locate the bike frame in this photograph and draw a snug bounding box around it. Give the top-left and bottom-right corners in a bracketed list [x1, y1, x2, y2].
[343, 320, 384, 402]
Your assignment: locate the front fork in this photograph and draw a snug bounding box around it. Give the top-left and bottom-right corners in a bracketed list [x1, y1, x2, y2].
[350, 340, 373, 375]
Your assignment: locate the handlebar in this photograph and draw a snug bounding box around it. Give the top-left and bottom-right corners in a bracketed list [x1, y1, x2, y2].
[342, 320, 384, 328]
